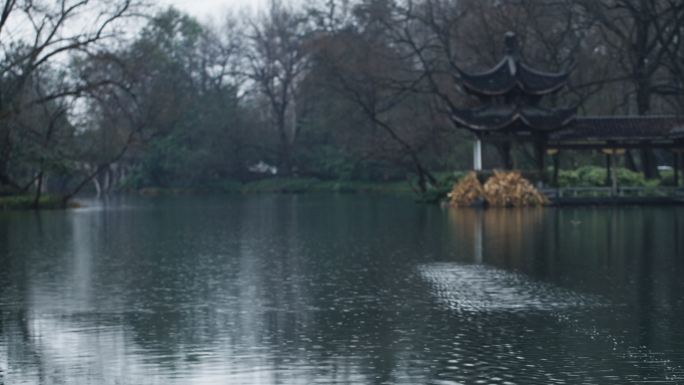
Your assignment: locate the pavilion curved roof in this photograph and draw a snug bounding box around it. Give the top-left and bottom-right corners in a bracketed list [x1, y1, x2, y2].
[456, 33, 571, 96]
[451, 104, 577, 132]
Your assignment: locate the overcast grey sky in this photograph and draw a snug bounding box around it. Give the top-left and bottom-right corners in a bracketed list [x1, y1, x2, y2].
[156, 0, 268, 20]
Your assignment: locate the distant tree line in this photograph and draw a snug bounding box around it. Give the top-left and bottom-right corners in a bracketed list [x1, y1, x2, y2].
[1, 0, 684, 203]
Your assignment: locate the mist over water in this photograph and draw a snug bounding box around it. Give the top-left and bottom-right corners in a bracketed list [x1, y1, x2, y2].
[1, 196, 683, 384]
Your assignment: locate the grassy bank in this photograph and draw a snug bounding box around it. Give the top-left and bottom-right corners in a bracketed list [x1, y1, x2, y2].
[139, 178, 418, 196]
[0, 195, 68, 211]
[9, 167, 673, 210]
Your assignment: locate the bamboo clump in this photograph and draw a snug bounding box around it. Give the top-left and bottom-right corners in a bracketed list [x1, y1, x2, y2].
[448, 170, 548, 207]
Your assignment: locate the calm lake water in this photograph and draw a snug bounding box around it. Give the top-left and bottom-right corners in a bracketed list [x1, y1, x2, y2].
[1, 195, 683, 384]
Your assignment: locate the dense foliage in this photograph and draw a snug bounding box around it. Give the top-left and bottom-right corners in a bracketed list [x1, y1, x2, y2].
[1, 0, 684, 206]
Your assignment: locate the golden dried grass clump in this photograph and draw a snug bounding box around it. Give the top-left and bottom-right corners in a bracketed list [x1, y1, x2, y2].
[483, 170, 549, 207]
[448, 172, 484, 207]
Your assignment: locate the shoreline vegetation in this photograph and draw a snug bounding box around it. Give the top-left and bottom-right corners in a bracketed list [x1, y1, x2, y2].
[448, 171, 549, 208]
[139, 178, 416, 196]
[0, 179, 420, 211]
[3, 3, 684, 216]
[0, 166, 679, 211]
[0, 195, 75, 211]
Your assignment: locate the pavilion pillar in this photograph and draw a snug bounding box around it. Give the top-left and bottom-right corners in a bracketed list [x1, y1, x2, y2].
[680, 150, 684, 188]
[536, 141, 546, 186]
[473, 136, 483, 171]
[497, 141, 513, 170]
[675, 151, 681, 187]
[551, 150, 560, 187]
[680, 151, 684, 187]
[511, 140, 519, 169]
[605, 153, 611, 187]
[610, 153, 618, 196]
[604, 150, 618, 196]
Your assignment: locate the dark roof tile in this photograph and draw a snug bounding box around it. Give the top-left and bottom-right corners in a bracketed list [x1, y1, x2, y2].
[456, 33, 570, 96]
[452, 105, 577, 131]
[551, 116, 684, 141]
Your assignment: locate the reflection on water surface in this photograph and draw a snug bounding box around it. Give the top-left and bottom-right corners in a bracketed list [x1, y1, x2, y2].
[1, 195, 683, 384]
[418, 263, 608, 312]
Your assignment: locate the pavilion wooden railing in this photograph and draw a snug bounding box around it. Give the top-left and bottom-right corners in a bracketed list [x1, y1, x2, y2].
[540, 186, 684, 199]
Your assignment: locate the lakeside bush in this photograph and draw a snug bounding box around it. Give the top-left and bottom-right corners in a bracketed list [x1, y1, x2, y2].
[129, 165, 677, 203]
[448, 171, 547, 207]
[556, 166, 658, 187]
[483, 171, 549, 207]
[447, 172, 484, 207]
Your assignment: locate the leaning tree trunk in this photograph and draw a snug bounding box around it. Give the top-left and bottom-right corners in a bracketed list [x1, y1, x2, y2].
[413, 156, 437, 194]
[637, 81, 659, 179]
[624, 150, 639, 172]
[634, 21, 660, 180]
[32, 171, 44, 209]
[278, 138, 293, 177]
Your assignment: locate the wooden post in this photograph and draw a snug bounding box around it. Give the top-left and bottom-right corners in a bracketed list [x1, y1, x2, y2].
[674, 152, 680, 187]
[546, 148, 560, 188]
[603, 147, 623, 197]
[603, 148, 620, 197]
[605, 153, 612, 187]
[680, 151, 684, 188]
[552, 151, 560, 187]
[610, 153, 618, 197]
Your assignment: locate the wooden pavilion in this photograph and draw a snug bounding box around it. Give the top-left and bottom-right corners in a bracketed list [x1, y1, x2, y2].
[452, 32, 684, 199]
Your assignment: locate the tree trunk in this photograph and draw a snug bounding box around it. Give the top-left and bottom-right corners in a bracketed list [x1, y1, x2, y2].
[278, 141, 292, 176]
[412, 155, 437, 194]
[674, 152, 680, 187]
[104, 166, 115, 194]
[625, 150, 639, 172]
[634, 26, 659, 180]
[32, 172, 44, 209]
[93, 176, 102, 197]
[641, 146, 659, 180]
[276, 112, 293, 176]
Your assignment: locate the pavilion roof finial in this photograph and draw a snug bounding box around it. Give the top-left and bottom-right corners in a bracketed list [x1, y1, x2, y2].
[504, 31, 519, 57]
[450, 32, 577, 133]
[454, 32, 571, 98]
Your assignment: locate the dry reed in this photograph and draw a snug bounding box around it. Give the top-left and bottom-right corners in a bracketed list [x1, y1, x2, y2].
[482, 170, 548, 207]
[447, 172, 484, 207]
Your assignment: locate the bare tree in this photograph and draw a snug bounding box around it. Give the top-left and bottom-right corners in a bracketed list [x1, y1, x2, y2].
[243, 0, 311, 175]
[0, 0, 139, 192]
[311, 0, 445, 193]
[576, 0, 683, 177]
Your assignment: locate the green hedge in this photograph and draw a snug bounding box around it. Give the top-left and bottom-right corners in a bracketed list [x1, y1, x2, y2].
[0, 195, 66, 210]
[240, 178, 413, 194]
[556, 166, 660, 187]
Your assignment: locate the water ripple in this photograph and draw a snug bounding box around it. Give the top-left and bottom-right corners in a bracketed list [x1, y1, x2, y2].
[418, 263, 608, 312]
